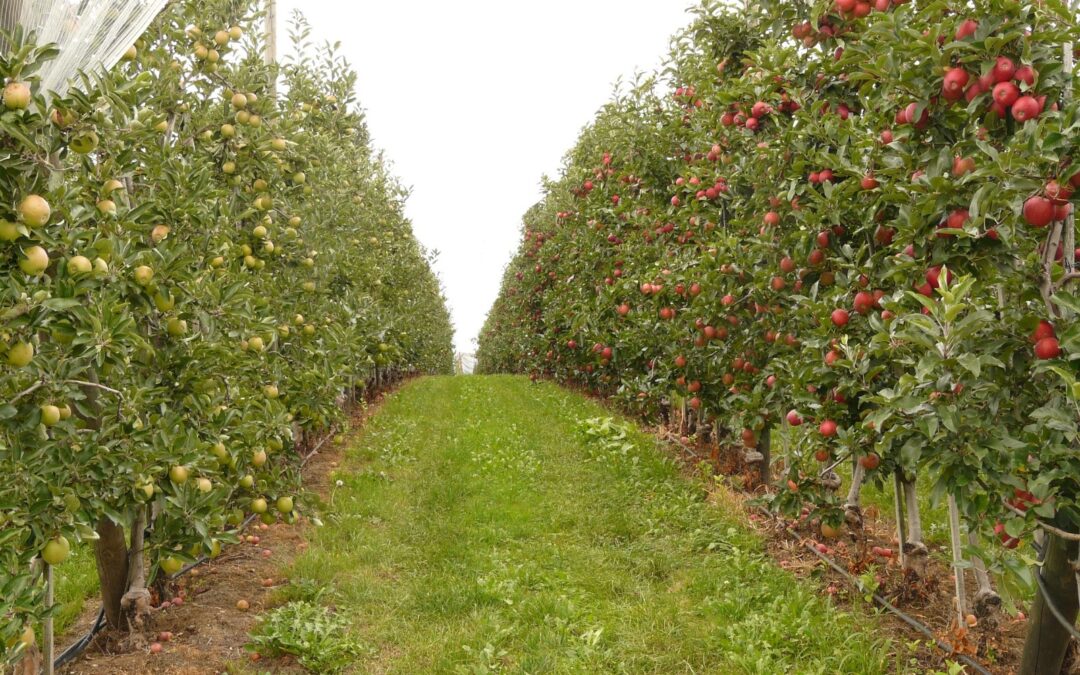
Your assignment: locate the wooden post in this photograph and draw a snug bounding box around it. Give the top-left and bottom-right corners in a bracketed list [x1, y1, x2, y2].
[44, 563, 54, 675]
[1020, 533, 1079, 675]
[264, 0, 277, 96]
[892, 470, 906, 569]
[1062, 0, 1075, 276]
[758, 424, 771, 488]
[263, 0, 277, 66]
[947, 494, 967, 624]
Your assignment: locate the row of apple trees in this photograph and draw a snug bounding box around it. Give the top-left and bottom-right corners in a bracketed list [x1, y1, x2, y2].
[0, 0, 453, 663]
[477, 0, 1079, 670]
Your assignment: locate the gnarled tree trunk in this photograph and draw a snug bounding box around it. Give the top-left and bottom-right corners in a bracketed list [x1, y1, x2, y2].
[94, 517, 130, 630]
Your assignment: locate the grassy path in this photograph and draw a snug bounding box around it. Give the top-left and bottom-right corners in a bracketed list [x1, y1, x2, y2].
[282, 376, 896, 674]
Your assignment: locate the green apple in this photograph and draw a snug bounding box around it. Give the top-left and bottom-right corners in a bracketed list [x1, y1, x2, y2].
[7, 341, 33, 367]
[40, 404, 61, 426]
[134, 265, 154, 286]
[160, 556, 183, 575]
[166, 317, 187, 336]
[0, 220, 20, 241]
[67, 255, 92, 274]
[3, 81, 31, 109]
[19, 246, 49, 275]
[41, 536, 70, 565]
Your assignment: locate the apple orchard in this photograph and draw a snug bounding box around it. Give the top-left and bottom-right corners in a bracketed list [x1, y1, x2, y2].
[479, 0, 1080, 670]
[0, 0, 452, 665]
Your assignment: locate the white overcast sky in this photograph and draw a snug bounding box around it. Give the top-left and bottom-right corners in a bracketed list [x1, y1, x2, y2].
[278, 1, 695, 353]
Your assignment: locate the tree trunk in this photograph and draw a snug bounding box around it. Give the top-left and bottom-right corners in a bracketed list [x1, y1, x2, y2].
[901, 475, 929, 577]
[1019, 532, 1079, 675]
[844, 458, 866, 531]
[79, 374, 131, 629]
[969, 530, 1001, 617]
[120, 508, 151, 630]
[94, 517, 130, 630]
[759, 424, 771, 488]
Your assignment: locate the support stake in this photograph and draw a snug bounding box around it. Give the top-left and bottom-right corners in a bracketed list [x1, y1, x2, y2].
[893, 469, 906, 569]
[44, 563, 54, 675]
[947, 494, 968, 624]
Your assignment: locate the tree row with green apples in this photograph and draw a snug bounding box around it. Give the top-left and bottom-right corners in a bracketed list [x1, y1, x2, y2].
[1, 0, 452, 661]
[478, 0, 1079, 667]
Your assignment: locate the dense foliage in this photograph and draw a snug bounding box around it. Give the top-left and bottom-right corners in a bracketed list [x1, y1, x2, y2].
[478, 0, 1080, 667]
[1, 0, 452, 662]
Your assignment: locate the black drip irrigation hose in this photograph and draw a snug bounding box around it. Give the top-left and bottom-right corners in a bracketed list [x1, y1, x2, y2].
[300, 429, 334, 468]
[52, 607, 104, 669]
[757, 506, 993, 675]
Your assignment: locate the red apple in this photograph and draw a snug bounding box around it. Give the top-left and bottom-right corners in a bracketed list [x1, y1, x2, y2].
[1035, 337, 1061, 360]
[1032, 320, 1056, 342]
[942, 67, 969, 100]
[1024, 196, 1055, 228]
[904, 102, 929, 129]
[993, 56, 1016, 83]
[955, 18, 978, 40]
[992, 81, 1020, 107]
[1046, 180, 1073, 204]
[995, 522, 1020, 549]
[952, 156, 976, 177]
[1011, 95, 1040, 122]
[926, 265, 952, 289]
[874, 226, 895, 245]
[853, 291, 874, 315]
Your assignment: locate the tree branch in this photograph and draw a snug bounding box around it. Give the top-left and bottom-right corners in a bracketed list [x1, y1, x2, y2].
[8, 378, 45, 404]
[1002, 500, 1080, 542]
[64, 380, 124, 399]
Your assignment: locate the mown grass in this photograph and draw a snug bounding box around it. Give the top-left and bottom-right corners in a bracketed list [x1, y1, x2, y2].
[54, 543, 99, 636]
[275, 375, 912, 674]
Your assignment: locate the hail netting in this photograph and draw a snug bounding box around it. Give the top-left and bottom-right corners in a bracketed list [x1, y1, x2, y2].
[0, 0, 169, 97]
